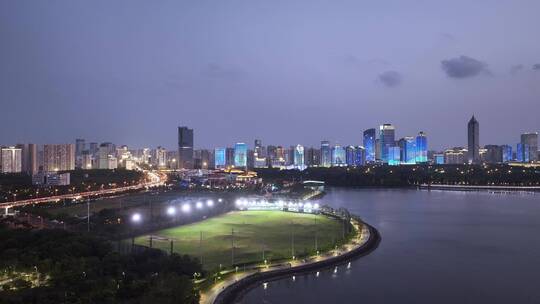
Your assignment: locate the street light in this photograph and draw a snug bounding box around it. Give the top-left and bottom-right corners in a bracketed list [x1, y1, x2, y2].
[131, 213, 141, 223]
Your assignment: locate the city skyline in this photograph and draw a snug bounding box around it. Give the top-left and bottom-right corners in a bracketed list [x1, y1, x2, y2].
[1, 1, 540, 149]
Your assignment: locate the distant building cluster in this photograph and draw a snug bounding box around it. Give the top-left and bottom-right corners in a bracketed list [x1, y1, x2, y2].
[1, 117, 538, 176]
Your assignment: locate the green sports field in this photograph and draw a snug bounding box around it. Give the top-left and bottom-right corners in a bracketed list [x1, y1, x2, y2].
[133, 210, 344, 270]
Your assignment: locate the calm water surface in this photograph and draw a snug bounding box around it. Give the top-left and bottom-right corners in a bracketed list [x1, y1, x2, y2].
[239, 188, 540, 304]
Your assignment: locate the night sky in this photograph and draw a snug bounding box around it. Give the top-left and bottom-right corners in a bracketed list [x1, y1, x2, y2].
[1, 1, 539, 150]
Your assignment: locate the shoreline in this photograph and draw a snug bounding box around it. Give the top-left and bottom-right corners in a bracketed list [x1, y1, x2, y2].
[208, 219, 381, 304]
[418, 184, 540, 192]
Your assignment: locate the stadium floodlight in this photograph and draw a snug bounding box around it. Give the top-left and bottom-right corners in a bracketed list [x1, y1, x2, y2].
[167, 206, 176, 216]
[298, 202, 304, 208]
[131, 213, 141, 223]
[235, 199, 241, 207]
[313, 203, 320, 209]
[196, 202, 203, 209]
[218, 198, 223, 203]
[181, 203, 191, 213]
[206, 200, 214, 207]
[304, 203, 312, 209]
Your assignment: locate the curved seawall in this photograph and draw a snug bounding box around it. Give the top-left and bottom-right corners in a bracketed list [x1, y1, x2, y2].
[213, 222, 381, 304]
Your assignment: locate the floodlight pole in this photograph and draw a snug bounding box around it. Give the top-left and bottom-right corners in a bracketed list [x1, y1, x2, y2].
[291, 221, 295, 258]
[315, 217, 318, 253]
[231, 228, 235, 267]
[170, 240, 173, 255]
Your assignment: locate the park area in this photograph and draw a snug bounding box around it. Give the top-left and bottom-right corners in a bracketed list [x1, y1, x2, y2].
[133, 210, 345, 271]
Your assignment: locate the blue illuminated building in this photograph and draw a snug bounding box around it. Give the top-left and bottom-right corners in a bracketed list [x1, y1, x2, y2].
[345, 146, 356, 166]
[214, 148, 226, 168]
[415, 131, 428, 163]
[517, 143, 529, 162]
[501, 145, 512, 162]
[388, 146, 401, 166]
[332, 145, 346, 166]
[363, 128, 376, 162]
[398, 137, 416, 164]
[293, 145, 305, 169]
[234, 143, 247, 168]
[354, 146, 365, 166]
[434, 154, 444, 164]
[379, 124, 395, 163]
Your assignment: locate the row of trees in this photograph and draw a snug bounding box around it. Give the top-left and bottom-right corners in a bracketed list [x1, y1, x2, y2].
[256, 164, 540, 187]
[0, 225, 202, 303]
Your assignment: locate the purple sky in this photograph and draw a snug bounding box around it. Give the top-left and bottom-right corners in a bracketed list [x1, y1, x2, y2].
[1, 0, 539, 150]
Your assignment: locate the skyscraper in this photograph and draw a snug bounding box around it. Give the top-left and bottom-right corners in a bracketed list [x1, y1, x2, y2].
[520, 132, 538, 162]
[43, 144, 75, 172]
[214, 148, 226, 169]
[234, 143, 247, 168]
[415, 131, 428, 163]
[363, 128, 376, 162]
[379, 124, 395, 163]
[17, 143, 37, 175]
[398, 137, 416, 164]
[331, 144, 346, 166]
[178, 126, 194, 169]
[467, 116, 480, 164]
[388, 146, 401, 166]
[320, 141, 331, 167]
[1, 146, 22, 173]
[345, 146, 356, 166]
[293, 145, 305, 169]
[225, 147, 235, 167]
[501, 145, 512, 162]
[354, 146, 365, 166]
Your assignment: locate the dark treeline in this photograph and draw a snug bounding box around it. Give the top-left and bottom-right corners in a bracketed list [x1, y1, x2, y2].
[0, 226, 202, 303]
[256, 164, 540, 187]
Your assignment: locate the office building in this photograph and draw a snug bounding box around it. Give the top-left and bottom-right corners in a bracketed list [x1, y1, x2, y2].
[178, 126, 194, 169]
[17, 143, 37, 175]
[444, 147, 468, 164]
[43, 144, 75, 172]
[363, 128, 376, 162]
[234, 143, 247, 168]
[520, 132, 538, 162]
[293, 145, 305, 169]
[388, 146, 401, 165]
[305, 147, 320, 167]
[320, 141, 331, 167]
[354, 146, 365, 166]
[501, 145, 512, 163]
[398, 137, 416, 164]
[415, 131, 428, 163]
[434, 153, 445, 165]
[214, 148, 226, 168]
[331, 144, 346, 166]
[467, 116, 480, 164]
[484, 145, 503, 163]
[345, 146, 356, 166]
[379, 124, 395, 163]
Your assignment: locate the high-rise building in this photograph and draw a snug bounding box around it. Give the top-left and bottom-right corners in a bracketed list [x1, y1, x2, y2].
[254, 139, 267, 168]
[501, 145, 512, 163]
[444, 147, 468, 164]
[88, 142, 99, 157]
[294, 145, 305, 169]
[43, 144, 75, 172]
[388, 146, 401, 166]
[354, 146, 365, 166]
[516, 143, 529, 163]
[363, 128, 376, 162]
[331, 145, 346, 166]
[305, 147, 320, 167]
[178, 126, 194, 169]
[234, 143, 247, 168]
[98, 143, 117, 169]
[415, 131, 428, 163]
[214, 148, 226, 169]
[375, 139, 381, 161]
[1, 146, 22, 173]
[379, 124, 395, 163]
[520, 132, 538, 162]
[320, 141, 331, 167]
[467, 116, 480, 164]
[155, 146, 167, 168]
[225, 147, 235, 167]
[398, 137, 416, 164]
[17, 143, 37, 175]
[434, 153, 445, 165]
[345, 146, 356, 166]
[484, 145, 503, 163]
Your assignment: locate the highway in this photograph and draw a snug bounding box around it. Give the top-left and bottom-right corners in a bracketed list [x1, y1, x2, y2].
[0, 171, 165, 211]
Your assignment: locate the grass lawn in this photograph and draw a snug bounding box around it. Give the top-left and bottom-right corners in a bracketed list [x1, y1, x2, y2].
[133, 210, 344, 271]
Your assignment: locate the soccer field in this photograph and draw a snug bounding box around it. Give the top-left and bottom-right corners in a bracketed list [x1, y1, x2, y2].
[134, 210, 344, 270]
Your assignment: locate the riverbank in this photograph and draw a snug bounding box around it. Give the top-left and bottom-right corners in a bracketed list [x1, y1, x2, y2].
[201, 218, 380, 304]
[419, 184, 540, 191]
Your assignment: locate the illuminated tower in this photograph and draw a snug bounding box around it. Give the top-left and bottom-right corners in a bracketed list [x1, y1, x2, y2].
[467, 116, 480, 164]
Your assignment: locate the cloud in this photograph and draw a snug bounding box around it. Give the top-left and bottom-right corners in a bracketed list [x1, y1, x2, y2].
[440, 33, 456, 42]
[378, 70, 403, 87]
[510, 64, 524, 74]
[440, 55, 490, 78]
[533, 64, 540, 70]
